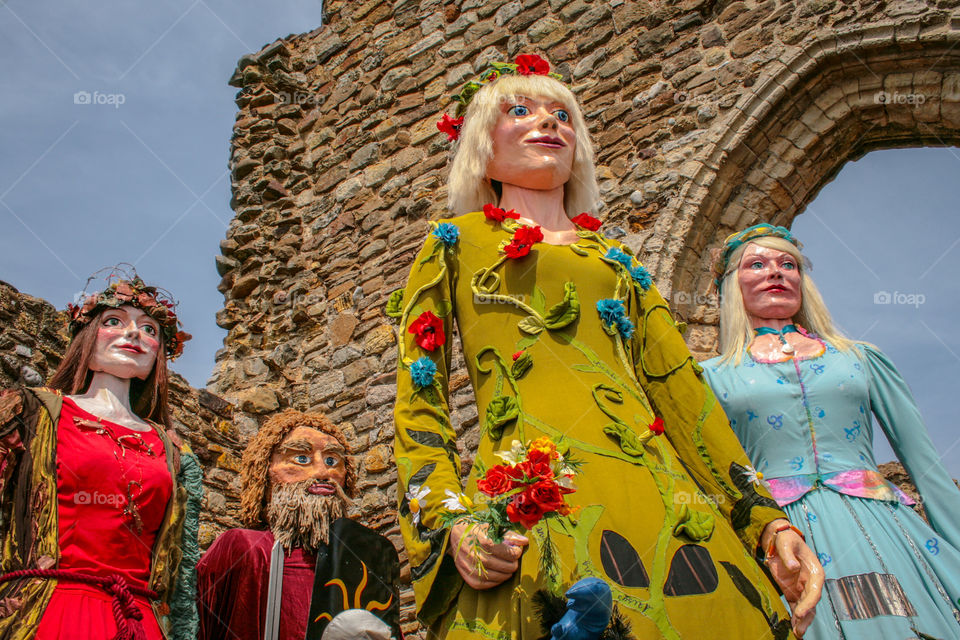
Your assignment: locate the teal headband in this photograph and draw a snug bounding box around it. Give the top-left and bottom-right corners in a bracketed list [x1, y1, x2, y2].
[713, 223, 802, 287]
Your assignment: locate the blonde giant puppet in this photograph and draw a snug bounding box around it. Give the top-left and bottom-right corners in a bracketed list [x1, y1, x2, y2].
[392, 55, 823, 640]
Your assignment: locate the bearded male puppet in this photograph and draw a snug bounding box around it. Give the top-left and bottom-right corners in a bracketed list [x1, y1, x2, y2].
[197, 410, 401, 640]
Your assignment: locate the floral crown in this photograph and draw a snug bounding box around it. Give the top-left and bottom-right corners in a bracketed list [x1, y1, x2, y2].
[713, 223, 803, 287]
[68, 267, 191, 360]
[436, 53, 564, 142]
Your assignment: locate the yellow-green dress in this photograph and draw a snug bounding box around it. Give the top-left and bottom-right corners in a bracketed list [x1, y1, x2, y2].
[392, 211, 795, 639]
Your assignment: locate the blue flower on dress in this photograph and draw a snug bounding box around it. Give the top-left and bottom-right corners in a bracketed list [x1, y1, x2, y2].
[410, 356, 438, 389]
[432, 222, 460, 247]
[596, 299, 634, 339]
[629, 265, 652, 290]
[605, 247, 633, 269]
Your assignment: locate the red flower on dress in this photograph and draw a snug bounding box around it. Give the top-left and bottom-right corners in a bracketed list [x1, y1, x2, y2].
[515, 54, 551, 76]
[503, 225, 544, 259]
[649, 416, 665, 436]
[512, 350, 524, 361]
[408, 311, 446, 352]
[437, 114, 464, 141]
[483, 203, 520, 222]
[571, 213, 601, 231]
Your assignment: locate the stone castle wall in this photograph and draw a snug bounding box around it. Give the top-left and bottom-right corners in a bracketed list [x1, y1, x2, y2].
[4, 0, 960, 636]
[210, 0, 960, 632]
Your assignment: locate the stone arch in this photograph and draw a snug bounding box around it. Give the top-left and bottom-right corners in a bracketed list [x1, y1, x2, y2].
[665, 26, 960, 355]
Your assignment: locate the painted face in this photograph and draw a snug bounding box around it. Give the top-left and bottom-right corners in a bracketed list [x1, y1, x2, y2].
[486, 95, 576, 191]
[269, 426, 347, 495]
[90, 306, 161, 381]
[738, 244, 803, 321]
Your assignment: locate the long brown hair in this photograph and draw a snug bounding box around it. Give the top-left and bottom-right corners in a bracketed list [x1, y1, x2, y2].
[47, 307, 172, 428]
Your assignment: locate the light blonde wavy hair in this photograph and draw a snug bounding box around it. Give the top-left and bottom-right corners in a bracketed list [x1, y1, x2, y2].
[716, 236, 860, 365]
[447, 73, 600, 216]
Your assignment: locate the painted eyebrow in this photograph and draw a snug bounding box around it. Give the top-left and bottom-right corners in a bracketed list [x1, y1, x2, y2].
[322, 444, 346, 456]
[280, 439, 313, 453]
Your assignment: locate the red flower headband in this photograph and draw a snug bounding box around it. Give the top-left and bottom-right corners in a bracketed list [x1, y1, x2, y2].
[436, 54, 564, 142]
[68, 269, 191, 360]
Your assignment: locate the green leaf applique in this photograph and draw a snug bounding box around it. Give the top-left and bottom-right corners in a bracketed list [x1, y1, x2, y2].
[543, 281, 580, 329]
[385, 289, 405, 318]
[484, 396, 520, 440]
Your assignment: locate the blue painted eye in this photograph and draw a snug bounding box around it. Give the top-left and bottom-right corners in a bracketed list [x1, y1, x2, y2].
[781, 261, 796, 270]
[141, 324, 158, 336]
[507, 105, 529, 116]
[294, 454, 310, 464]
[104, 317, 121, 326]
[749, 261, 764, 269]
[325, 456, 338, 466]
[554, 109, 569, 122]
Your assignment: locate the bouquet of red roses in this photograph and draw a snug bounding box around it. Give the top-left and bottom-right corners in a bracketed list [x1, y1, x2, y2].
[439, 437, 580, 581]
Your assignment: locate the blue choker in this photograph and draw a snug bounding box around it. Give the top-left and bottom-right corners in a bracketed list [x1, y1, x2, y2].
[754, 324, 798, 354]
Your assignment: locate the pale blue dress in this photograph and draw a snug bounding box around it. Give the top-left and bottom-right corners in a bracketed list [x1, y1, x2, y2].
[702, 342, 960, 639]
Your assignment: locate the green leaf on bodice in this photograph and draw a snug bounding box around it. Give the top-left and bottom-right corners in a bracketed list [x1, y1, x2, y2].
[511, 351, 533, 379]
[485, 395, 520, 440]
[543, 281, 579, 329]
[518, 315, 546, 335]
[385, 289, 404, 318]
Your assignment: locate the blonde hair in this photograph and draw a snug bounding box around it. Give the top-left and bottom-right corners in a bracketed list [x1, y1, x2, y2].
[716, 236, 860, 365]
[447, 73, 600, 216]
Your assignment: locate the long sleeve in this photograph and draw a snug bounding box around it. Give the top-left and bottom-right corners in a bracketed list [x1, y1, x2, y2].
[631, 284, 787, 555]
[392, 228, 463, 624]
[862, 343, 960, 549]
[169, 447, 203, 640]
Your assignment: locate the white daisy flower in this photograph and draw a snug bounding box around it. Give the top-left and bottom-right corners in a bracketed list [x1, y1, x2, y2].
[440, 489, 468, 512]
[405, 485, 431, 526]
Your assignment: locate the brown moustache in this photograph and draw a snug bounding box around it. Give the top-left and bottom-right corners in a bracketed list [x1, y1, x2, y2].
[266, 479, 350, 552]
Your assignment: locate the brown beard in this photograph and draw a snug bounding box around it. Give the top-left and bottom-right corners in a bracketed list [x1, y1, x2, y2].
[266, 479, 349, 553]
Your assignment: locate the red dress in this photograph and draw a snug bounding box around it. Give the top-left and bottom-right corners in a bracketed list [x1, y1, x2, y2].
[33, 398, 172, 640]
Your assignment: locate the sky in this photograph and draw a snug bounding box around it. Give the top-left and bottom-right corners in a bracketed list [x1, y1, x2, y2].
[1, 3, 957, 477]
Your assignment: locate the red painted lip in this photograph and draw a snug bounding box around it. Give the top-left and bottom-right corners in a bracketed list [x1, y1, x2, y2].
[308, 482, 335, 496]
[764, 285, 787, 292]
[526, 136, 565, 147]
[117, 344, 145, 354]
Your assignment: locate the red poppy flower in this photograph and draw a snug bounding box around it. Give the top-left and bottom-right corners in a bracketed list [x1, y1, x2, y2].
[483, 203, 520, 222]
[649, 416, 665, 436]
[436, 113, 464, 142]
[514, 54, 551, 76]
[408, 311, 446, 352]
[503, 225, 544, 259]
[571, 213, 601, 231]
